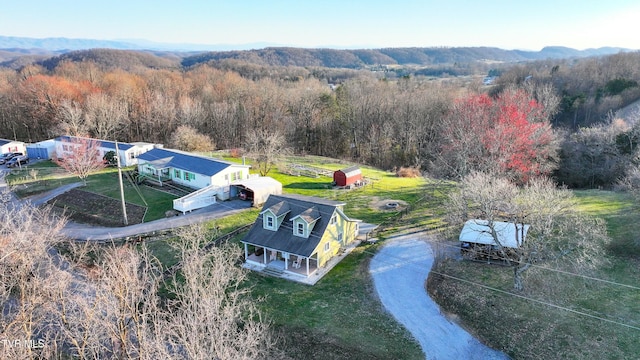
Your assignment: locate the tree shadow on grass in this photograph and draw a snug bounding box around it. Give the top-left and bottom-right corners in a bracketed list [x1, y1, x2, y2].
[284, 182, 333, 190]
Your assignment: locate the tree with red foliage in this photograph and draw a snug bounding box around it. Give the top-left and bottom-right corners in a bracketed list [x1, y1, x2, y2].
[439, 89, 557, 183]
[54, 137, 106, 185]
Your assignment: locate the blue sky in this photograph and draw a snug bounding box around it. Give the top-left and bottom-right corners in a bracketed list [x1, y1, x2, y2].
[1, 0, 639, 50]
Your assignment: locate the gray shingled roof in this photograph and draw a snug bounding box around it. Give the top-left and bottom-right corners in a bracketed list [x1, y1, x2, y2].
[137, 148, 239, 177]
[293, 206, 321, 223]
[242, 194, 345, 257]
[262, 201, 290, 217]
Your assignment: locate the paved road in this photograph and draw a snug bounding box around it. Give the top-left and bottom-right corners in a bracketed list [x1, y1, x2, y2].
[1, 171, 252, 241]
[62, 199, 251, 240]
[370, 233, 509, 360]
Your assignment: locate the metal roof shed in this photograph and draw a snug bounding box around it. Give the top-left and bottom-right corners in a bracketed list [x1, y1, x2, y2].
[231, 176, 283, 206]
[333, 166, 362, 187]
[459, 219, 529, 248]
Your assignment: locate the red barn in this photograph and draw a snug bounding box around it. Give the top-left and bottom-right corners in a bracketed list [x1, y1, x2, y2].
[333, 166, 363, 187]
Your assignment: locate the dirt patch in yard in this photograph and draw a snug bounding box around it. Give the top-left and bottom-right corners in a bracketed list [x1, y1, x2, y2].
[369, 197, 408, 211]
[47, 189, 146, 227]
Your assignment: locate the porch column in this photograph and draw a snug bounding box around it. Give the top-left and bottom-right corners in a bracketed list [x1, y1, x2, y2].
[305, 257, 310, 276]
[263, 248, 267, 264]
[244, 243, 248, 261]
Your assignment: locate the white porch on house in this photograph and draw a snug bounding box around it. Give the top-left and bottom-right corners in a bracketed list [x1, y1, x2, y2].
[242, 240, 361, 285]
[243, 244, 318, 277]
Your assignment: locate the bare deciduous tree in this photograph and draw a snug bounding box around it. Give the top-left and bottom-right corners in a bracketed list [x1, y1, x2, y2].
[166, 224, 272, 360]
[84, 93, 127, 140]
[245, 129, 288, 176]
[169, 125, 215, 152]
[57, 99, 90, 136]
[448, 172, 609, 291]
[0, 201, 66, 359]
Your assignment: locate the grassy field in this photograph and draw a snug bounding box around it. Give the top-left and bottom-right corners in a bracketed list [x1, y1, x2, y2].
[6, 161, 177, 222]
[14, 155, 640, 358]
[428, 189, 640, 359]
[82, 171, 176, 222]
[143, 155, 433, 359]
[249, 243, 423, 360]
[6, 160, 81, 197]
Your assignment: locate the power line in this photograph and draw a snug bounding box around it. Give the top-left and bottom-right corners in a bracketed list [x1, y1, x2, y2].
[431, 239, 640, 290]
[363, 245, 640, 331]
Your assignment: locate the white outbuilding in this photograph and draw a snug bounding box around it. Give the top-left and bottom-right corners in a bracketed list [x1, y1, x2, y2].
[0, 139, 26, 155]
[459, 219, 530, 249]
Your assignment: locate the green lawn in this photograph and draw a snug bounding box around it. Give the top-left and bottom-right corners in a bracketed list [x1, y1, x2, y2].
[145, 155, 432, 359]
[7, 162, 177, 222]
[428, 189, 640, 359]
[249, 243, 423, 359]
[83, 171, 176, 222]
[573, 189, 640, 258]
[7, 160, 82, 197]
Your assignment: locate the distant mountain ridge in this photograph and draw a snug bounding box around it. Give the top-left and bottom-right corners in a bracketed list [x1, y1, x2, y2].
[0, 35, 635, 70]
[0, 35, 276, 52]
[180, 46, 633, 68]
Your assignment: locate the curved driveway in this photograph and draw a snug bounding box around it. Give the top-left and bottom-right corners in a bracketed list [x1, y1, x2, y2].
[370, 233, 509, 360]
[61, 200, 250, 240]
[9, 177, 251, 241]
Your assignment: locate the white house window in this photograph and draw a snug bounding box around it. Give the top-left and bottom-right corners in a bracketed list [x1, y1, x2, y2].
[324, 242, 330, 252]
[266, 215, 274, 229]
[175, 169, 181, 178]
[297, 222, 305, 236]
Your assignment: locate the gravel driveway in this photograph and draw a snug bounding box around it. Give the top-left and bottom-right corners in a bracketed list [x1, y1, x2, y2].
[370, 233, 509, 360]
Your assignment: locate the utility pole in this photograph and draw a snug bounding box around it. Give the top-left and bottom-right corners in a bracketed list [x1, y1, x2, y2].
[115, 141, 128, 226]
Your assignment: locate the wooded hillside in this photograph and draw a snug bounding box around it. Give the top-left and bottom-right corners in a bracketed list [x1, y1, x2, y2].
[1, 48, 639, 188]
[180, 46, 628, 68]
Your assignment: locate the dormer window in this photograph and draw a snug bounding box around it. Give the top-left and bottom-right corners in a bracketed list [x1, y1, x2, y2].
[260, 201, 290, 231]
[291, 206, 320, 238]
